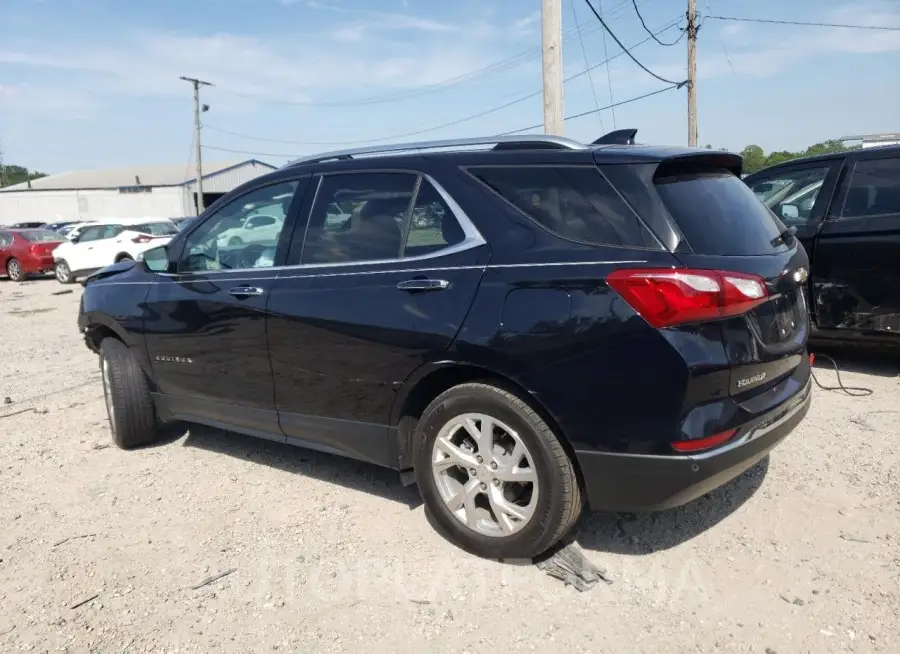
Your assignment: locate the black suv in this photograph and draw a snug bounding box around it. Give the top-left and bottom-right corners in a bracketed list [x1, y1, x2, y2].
[743, 145, 900, 347]
[79, 131, 812, 559]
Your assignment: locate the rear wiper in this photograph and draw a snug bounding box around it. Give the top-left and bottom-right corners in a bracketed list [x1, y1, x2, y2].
[771, 225, 797, 247]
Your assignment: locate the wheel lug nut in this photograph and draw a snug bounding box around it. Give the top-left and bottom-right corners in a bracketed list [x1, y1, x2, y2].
[480, 483, 487, 490]
[468, 468, 476, 476]
[492, 479, 500, 487]
[490, 462, 497, 470]
[476, 456, 483, 463]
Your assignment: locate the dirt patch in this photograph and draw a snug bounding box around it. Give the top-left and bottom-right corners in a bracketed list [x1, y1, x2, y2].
[0, 281, 898, 652]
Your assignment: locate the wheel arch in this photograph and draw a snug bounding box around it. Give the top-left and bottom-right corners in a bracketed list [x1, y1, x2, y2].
[390, 362, 585, 490]
[114, 252, 134, 263]
[84, 317, 159, 392]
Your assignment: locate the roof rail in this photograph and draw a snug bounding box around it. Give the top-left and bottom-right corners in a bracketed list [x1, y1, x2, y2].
[284, 134, 587, 167]
[592, 128, 638, 146]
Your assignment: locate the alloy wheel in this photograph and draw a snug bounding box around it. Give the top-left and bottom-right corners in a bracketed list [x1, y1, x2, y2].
[7, 259, 22, 281]
[55, 262, 70, 283]
[431, 413, 539, 537]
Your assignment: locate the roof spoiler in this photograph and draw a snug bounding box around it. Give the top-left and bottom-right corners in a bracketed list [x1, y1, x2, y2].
[592, 129, 638, 146]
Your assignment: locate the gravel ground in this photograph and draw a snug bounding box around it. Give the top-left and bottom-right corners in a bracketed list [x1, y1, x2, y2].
[1, 280, 898, 653]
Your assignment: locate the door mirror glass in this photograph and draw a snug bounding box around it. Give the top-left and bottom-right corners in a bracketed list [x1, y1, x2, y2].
[780, 204, 800, 221]
[141, 245, 170, 273]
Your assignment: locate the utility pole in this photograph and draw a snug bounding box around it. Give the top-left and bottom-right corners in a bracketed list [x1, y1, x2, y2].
[541, 0, 564, 136]
[180, 76, 213, 214]
[686, 0, 698, 147]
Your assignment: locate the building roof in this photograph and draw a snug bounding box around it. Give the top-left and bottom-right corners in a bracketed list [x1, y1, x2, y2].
[0, 159, 276, 192]
[839, 133, 900, 142]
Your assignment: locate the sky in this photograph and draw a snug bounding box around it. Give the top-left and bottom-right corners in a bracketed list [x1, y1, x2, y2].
[0, 0, 898, 173]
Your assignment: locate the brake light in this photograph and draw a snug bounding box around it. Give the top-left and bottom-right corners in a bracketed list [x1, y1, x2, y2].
[672, 429, 737, 453]
[606, 268, 768, 328]
[132, 235, 152, 244]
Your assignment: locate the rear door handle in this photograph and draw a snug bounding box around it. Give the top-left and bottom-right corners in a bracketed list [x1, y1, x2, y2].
[396, 279, 450, 292]
[228, 286, 265, 297]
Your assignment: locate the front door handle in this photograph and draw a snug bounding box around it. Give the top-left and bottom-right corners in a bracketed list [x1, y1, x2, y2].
[397, 279, 450, 292]
[228, 286, 265, 297]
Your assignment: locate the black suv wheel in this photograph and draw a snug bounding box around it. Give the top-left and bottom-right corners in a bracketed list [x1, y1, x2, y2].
[99, 338, 159, 449]
[414, 383, 582, 559]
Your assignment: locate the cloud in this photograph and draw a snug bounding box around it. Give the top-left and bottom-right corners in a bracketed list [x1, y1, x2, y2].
[0, 83, 95, 118]
[0, 29, 495, 110]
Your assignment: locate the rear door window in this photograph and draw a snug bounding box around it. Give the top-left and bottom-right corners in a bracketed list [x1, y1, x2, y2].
[746, 165, 831, 226]
[655, 169, 788, 255]
[841, 157, 900, 218]
[469, 165, 662, 249]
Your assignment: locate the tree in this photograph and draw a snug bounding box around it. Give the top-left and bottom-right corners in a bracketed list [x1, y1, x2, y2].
[1, 165, 46, 188]
[740, 145, 766, 174]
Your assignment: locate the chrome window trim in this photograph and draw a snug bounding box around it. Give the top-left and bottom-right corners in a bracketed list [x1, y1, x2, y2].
[163, 172, 486, 277]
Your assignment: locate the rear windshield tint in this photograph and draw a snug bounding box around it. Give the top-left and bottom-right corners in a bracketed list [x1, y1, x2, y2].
[20, 229, 62, 242]
[655, 170, 788, 256]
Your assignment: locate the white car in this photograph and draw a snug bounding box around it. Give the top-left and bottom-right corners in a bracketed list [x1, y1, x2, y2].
[216, 213, 284, 248]
[53, 218, 178, 284]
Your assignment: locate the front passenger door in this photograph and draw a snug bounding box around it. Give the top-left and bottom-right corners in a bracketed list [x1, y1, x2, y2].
[142, 177, 308, 438]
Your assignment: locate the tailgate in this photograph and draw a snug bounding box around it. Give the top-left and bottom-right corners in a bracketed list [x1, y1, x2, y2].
[652, 157, 811, 394]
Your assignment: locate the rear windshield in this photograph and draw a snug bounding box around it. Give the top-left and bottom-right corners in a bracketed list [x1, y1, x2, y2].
[20, 229, 62, 242]
[133, 221, 177, 236]
[655, 170, 788, 256]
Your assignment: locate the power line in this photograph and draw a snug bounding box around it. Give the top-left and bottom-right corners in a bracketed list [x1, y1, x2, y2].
[202, 84, 682, 159]
[705, 15, 900, 31]
[204, 17, 683, 148]
[598, 0, 618, 129]
[582, 0, 687, 87]
[569, 0, 604, 131]
[501, 84, 682, 134]
[632, 0, 684, 46]
[213, 0, 647, 109]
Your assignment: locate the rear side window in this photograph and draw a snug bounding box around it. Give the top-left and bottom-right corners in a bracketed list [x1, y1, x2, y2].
[470, 166, 662, 249]
[655, 170, 787, 256]
[19, 229, 61, 242]
[842, 157, 900, 218]
[134, 222, 177, 236]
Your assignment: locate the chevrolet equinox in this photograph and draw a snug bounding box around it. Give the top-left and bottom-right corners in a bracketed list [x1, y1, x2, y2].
[78, 130, 813, 559]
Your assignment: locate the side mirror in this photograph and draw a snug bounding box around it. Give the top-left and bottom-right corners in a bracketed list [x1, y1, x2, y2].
[780, 204, 800, 221]
[140, 245, 170, 273]
[69, 233, 81, 244]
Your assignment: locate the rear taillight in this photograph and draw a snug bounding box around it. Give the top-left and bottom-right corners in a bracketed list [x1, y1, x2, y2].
[132, 235, 152, 244]
[606, 268, 768, 328]
[672, 429, 737, 453]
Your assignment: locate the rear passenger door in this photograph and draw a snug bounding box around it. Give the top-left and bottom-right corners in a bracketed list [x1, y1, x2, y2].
[266, 171, 489, 467]
[813, 153, 900, 333]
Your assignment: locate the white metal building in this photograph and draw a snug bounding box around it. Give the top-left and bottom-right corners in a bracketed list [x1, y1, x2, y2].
[0, 159, 276, 225]
[840, 133, 900, 149]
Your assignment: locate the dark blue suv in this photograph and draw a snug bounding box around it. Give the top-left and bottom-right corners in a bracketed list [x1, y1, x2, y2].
[79, 131, 812, 559]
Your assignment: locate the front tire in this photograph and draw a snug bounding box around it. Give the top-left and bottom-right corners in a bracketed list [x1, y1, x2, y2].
[99, 338, 159, 449]
[55, 260, 74, 284]
[414, 383, 582, 559]
[6, 258, 26, 282]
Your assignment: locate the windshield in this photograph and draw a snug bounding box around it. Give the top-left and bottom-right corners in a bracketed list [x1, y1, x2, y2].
[20, 229, 63, 242]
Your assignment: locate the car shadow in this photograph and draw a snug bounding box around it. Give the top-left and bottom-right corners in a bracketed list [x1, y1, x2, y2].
[168, 423, 423, 509]
[576, 455, 770, 555]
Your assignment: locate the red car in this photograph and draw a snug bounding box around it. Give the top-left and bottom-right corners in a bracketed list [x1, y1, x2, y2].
[0, 228, 64, 282]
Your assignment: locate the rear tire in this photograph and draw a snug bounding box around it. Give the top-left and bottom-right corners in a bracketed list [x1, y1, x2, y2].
[117, 254, 134, 263]
[99, 338, 159, 449]
[55, 260, 74, 284]
[414, 383, 582, 559]
[6, 258, 26, 282]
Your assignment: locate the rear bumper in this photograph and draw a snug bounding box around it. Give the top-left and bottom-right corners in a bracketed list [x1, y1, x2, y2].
[19, 253, 56, 273]
[575, 376, 812, 512]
